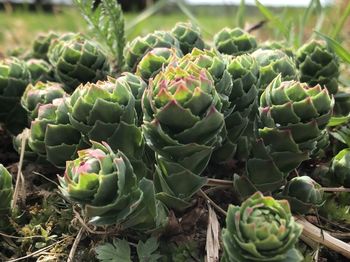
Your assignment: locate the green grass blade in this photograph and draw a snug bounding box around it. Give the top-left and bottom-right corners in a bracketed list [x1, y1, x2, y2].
[298, 0, 317, 46]
[255, 0, 289, 39]
[175, 0, 211, 35]
[236, 0, 246, 28]
[315, 31, 350, 64]
[125, 0, 168, 32]
[331, 1, 350, 39]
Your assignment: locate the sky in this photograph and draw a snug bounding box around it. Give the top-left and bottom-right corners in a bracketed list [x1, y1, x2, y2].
[185, 0, 333, 7]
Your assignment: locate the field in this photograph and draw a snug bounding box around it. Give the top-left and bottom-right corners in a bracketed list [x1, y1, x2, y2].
[1, 3, 349, 53]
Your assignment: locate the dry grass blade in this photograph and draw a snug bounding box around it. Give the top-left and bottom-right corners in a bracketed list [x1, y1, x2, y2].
[67, 227, 84, 262]
[12, 129, 29, 209]
[205, 204, 220, 262]
[296, 216, 350, 259]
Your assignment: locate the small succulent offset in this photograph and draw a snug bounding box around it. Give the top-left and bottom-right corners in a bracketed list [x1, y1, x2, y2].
[214, 27, 257, 56]
[21, 81, 66, 121]
[296, 40, 339, 95]
[171, 22, 205, 54]
[259, 41, 295, 59]
[278, 176, 324, 214]
[212, 54, 259, 162]
[26, 59, 54, 83]
[28, 98, 86, 168]
[235, 76, 334, 196]
[58, 141, 167, 229]
[124, 31, 180, 71]
[117, 73, 147, 122]
[331, 148, 350, 187]
[142, 63, 225, 209]
[177, 48, 233, 114]
[252, 49, 298, 94]
[0, 57, 31, 134]
[48, 33, 110, 92]
[136, 47, 180, 81]
[222, 192, 303, 262]
[0, 164, 13, 215]
[31, 31, 59, 61]
[68, 77, 145, 176]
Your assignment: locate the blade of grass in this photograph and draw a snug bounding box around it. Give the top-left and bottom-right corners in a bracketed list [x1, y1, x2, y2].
[174, 0, 211, 35]
[236, 0, 245, 29]
[331, 1, 350, 39]
[255, 0, 289, 40]
[298, 0, 317, 46]
[125, 0, 169, 32]
[315, 31, 350, 64]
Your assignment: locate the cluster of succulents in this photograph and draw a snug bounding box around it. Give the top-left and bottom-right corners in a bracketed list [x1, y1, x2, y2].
[2, 20, 348, 261]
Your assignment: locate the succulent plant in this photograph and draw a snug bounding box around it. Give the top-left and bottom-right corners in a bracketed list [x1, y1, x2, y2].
[171, 22, 205, 54]
[32, 32, 59, 61]
[296, 40, 339, 94]
[177, 48, 233, 114]
[27, 98, 87, 168]
[0, 57, 31, 134]
[142, 63, 225, 209]
[260, 41, 295, 58]
[124, 31, 180, 71]
[235, 76, 334, 196]
[331, 148, 350, 187]
[117, 73, 147, 122]
[136, 47, 180, 81]
[222, 192, 303, 262]
[68, 77, 145, 176]
[58, 141, 167, 229]
[212, 54, 259, 162]
[48, 33, 110, 92]
[21, 81, 66, 120]
[334, 91, 350, 116]
[26, 59, 54, 83]
[252, 49, 298, 93]
[0, 164, 13, 215]
[214, 27, 257, 56]
[277, 176, 324, 214]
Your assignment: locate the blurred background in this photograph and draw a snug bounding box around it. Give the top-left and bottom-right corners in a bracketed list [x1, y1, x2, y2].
[0, 0, 348, 54]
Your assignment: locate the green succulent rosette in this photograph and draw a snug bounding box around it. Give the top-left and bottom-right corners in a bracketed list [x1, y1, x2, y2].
[331, 148, 350, 187]
[260, 76, 334, 153]
[124, 31, 180, 71]
[235, 76, 333, 196]
[212, 54, 259, 162]
[116, 73, 147, 122]
[260, 41, 295, 59]
[177, 48, 233, 114]
[21, 81, 66, 121]
[171, 22, 205, 54]
[32, 31, 59, 61]
[0, 164, 13, 215]
[214, 27, 257, 56]
[0, 57, 31, 134]
[68, 77, 145, 177]
[142, 63, 225, 209]
[48, 33, 110, 92]
[58, 141, 167, 229]
[26, 58, 54, 83]
[27, 97, 87, 168]
[136, 47, 181, 81]
[277, 176, 324, 215]
[252, 49, 298, 94]
[296, 40, 339, 95]
[222, 192, 303, 262]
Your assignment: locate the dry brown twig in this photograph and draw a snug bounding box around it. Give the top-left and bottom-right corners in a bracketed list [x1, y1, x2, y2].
[12, 129, 29, 210]
[205, 203, 220, 262]
[67, 227, 84, 262]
